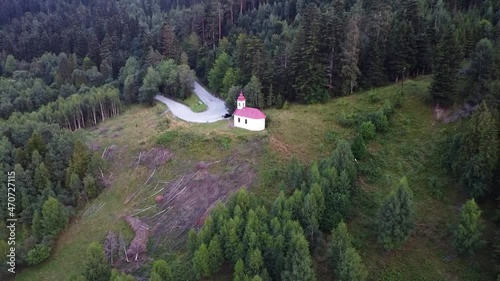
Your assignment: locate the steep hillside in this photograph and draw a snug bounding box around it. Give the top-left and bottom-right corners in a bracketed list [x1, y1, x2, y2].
[16, 77, 496, 280]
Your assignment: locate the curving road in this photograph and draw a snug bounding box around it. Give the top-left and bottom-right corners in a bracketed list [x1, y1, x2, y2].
[154, 82, 228, 123]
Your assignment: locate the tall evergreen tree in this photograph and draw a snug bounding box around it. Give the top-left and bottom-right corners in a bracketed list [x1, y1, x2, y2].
[452, 199, 484, 255]
[377, 177, 416, 250]
[452, 101, 499, 197]
[430, 26, 461, 106]
[82, 242, 111, 281]
[329, 222, 367, 281]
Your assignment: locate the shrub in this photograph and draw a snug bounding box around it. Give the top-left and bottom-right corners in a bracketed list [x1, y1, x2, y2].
[351, 135, 367, 160]
[382, 99, 394, 116]
[26, 244, 51, 265]
[215, 136, 232, 150]
[366, 110, 388, 132]
[337, 112, 358, 128]
[358, 121, 376, 140]
[283, 100, 290, 110]
[368, 92, 380, 103]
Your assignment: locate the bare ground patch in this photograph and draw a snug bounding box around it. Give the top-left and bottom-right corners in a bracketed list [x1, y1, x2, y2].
[145, 157, 255, 250]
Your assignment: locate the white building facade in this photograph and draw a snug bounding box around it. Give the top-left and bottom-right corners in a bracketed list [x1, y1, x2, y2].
[233, 92, 266, 131]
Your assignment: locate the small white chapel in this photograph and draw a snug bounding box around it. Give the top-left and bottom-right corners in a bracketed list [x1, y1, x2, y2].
[233, 92, 266, 131]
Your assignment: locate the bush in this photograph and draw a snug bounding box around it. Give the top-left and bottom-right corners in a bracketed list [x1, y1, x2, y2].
[366, 110, 389, 132]
[283, 100, 290, 110]
[351, 135, 367, 160]
[337, 112, 358, 128]
[358, 121, 376, 140]
[382, 99, 394, 116]
[428, 176, 444, 199]
[26, 244, 51, 265]
[368, 92, 380, 103]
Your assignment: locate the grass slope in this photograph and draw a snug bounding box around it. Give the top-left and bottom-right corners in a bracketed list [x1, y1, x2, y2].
[16, 76, 496, 280]
[266, 76, 496, 280]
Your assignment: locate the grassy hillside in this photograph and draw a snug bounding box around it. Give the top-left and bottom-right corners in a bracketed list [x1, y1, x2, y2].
[16, 77, 496, 280]
[265, 76, 496, 280]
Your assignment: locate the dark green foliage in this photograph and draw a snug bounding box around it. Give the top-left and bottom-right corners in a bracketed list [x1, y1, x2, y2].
[41, 197, 68, 237]
[287, 155, 303, 192]
[358, 121, 376, 140]
[331, 140, 357, 185]
[193, 243, 211, 278]
[150, 259, 172, 281]
[377, 177, 416, 250]
[82, 242, 111, 281]
[139, 67, 161, 105]
[351, 134, 367, 160]
[329, 222, 367, 281]
[110, 269, 135, 281]
[449, 102, 499, 198]
[66, 140, 90, 183]
[26, 244, 51, 265]
[430, 26, 462, 106]
[452, 199, 484, 255]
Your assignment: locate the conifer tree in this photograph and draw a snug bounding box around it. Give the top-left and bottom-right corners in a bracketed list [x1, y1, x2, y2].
[150, 259, 172, 281]
[193, 243, 211, 278]
[208, 235, 224, 273]
[291, 4, 329, 103]
[82, 242, 111, 281]
[340, 0, 362, 95]
[430, 26, 461, 106]
[453, 101, 499, 197]
[139, 67, 161, 105]
[287, 155, 303, 192]
[329, 222, 367, 281]
[377, 177, 416, 250]
[452, 199, 484, 255]
[41, 196, 68, 237]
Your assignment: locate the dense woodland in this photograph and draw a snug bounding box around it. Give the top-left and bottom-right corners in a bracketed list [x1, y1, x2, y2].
[0, 0, 499, 280]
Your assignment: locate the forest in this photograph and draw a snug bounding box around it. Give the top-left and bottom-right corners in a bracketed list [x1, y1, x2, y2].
[0, 0, 499, 280]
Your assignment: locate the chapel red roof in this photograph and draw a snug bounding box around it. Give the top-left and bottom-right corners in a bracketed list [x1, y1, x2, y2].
[234, 107, 266, 119]
[237, 92, 246, 101]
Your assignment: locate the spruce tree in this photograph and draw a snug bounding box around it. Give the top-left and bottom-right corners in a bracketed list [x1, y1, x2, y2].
[329, 222, 367, 281]
[208, 235, 223, 274]
[82, 242, 111, 281]
[452, 199, 484, 255]
[453, 101, 499, 197]
[193, 243, 211, 278]
[41, 197, 68, 237]
[150, 259, 172, 281]
[377, 177, 416, 250]
[430, 26, 461, 106]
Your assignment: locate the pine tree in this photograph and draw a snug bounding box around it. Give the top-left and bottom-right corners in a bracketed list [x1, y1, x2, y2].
[340, 0, 362, 95]
[377, 177, 416, 250]
[150, 259, 172, 281]
[34, 162, 51, 192]
[83, 242, 111, 281]
[161, 24, 180, 61]
[208, 235, 224, 274]
[83, 174, 98, 199]
[281, 231, 315, 281]
[452, 199, 484, 255]
[208, 52, 232, 94]
[331, 140, 357, 185]
[139, 67, 161, 105]
[66, 140, 90, 184]
[453, 101, 499, 198]
[291, 4, 329, 103]
[430, 26, 461, 106]
[193, 243, 211, 278]
[234, 259, 246, 281]
[287, 155, 303, 192]
[329, 222, 367, 281]
[41, 196, 68, 237]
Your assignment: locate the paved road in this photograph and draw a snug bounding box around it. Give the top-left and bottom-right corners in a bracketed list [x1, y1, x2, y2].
[154, 82, 228, 123]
